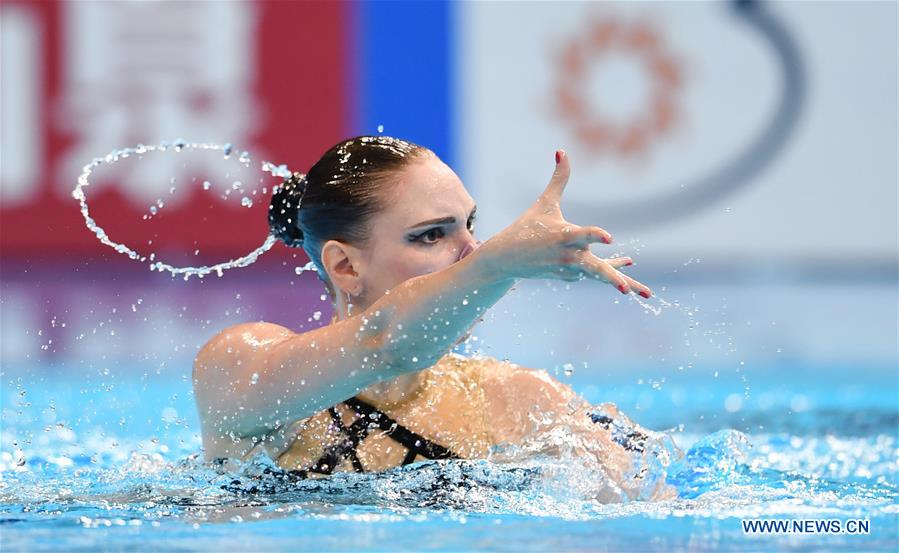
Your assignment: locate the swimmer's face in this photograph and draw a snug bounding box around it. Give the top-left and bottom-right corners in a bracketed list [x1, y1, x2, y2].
[358, 154, 479, 302]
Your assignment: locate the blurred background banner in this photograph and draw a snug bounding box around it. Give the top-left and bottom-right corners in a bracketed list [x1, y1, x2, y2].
[1, 0, 352, 255]
[458, 0, 897, 259]
[0, 1, 896, 377]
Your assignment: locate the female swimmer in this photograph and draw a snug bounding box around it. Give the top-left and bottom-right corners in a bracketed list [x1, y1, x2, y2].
[193, 136, 671, 501]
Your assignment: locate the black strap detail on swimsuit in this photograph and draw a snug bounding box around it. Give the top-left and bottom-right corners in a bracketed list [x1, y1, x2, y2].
[344, 397, 460, 464]
[291, 396, 460, 478]
[590, 413, 649, 453]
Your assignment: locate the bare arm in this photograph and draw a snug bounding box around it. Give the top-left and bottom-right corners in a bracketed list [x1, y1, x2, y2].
[192, 246, 517, 453]
[194, 149, 651, 456]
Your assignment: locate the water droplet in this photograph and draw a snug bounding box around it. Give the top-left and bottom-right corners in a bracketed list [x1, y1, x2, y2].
[241, 197, 253, 208]
[250, 372, 259, 385]
[294, 261, 317, 275]
[562, 363, 574, 377]
[377, 124, 384, 133]
[203, 180, 212, 190]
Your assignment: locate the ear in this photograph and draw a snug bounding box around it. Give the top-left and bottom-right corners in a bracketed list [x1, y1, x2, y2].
[321, 239, 365, 297]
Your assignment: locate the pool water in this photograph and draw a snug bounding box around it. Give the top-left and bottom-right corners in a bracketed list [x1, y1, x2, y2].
[1, 360, 896, 551]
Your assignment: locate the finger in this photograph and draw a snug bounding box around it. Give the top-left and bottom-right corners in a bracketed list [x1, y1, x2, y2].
[579, 254, 631, 294]
[564, 225, 613, 247]
[605, 256, 633, 269]
[540, 149, 571, 206]
[620, 273, 653, 299]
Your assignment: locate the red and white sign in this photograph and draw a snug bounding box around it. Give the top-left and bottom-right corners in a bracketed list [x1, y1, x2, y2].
[0, 0, 353, 260]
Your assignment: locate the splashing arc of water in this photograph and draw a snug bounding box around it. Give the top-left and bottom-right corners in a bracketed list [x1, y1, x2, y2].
[72, 141, 294, 280]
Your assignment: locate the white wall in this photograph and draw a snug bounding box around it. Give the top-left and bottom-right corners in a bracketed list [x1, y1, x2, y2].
[455, 0, 897, 368]
[456, 0, 897, 259]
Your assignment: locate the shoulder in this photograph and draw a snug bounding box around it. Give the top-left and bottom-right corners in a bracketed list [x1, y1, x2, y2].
[475, 356, 558, 390]
[436, 354, 569, 403]
[197, 321, 294, 356]
[194, 322, 295, 375]
[192, 322, 301, 457]
[470, 356, 581, 443]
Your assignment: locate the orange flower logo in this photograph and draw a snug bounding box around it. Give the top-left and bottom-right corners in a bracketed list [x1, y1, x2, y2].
[555, 18, 683, 160]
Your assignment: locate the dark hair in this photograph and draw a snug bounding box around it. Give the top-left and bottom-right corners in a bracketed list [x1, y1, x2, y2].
[268, 135, 430, 297]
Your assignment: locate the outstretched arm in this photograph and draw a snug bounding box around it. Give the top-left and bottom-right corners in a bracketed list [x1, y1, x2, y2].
[194, 150, 651, 458]
[192, 247, 516, 456]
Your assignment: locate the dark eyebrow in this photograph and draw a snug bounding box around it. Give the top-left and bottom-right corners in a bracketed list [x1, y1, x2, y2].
[406, 205, 477, 231]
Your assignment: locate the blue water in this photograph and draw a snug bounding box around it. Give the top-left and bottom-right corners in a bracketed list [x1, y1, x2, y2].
[1, 361, 896, 551]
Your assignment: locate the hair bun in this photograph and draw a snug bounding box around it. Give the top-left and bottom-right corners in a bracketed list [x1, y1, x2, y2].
[268, 171, 307, 247]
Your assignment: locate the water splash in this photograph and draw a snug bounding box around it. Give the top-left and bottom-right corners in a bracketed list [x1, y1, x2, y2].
[295, 261, 318, 275]
[665, 429, 752, 498]
[71, 141, 293, 280]
[2, 367, 896, 549]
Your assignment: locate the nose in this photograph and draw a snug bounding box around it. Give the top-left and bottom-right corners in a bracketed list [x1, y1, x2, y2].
[456, 238, 482, 262]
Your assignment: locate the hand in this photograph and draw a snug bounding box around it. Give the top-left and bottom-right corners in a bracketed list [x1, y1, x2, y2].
[480, 149, 652, 298]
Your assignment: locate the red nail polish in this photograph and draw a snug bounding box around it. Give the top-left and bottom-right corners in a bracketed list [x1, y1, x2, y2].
[639, 290, 651, 299]
[625, 260, 633, 266]
[555, 151, 561, 164]
[618, 284, 629, 294]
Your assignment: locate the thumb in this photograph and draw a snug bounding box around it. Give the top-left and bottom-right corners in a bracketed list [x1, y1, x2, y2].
[541, 149, 571, 205]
